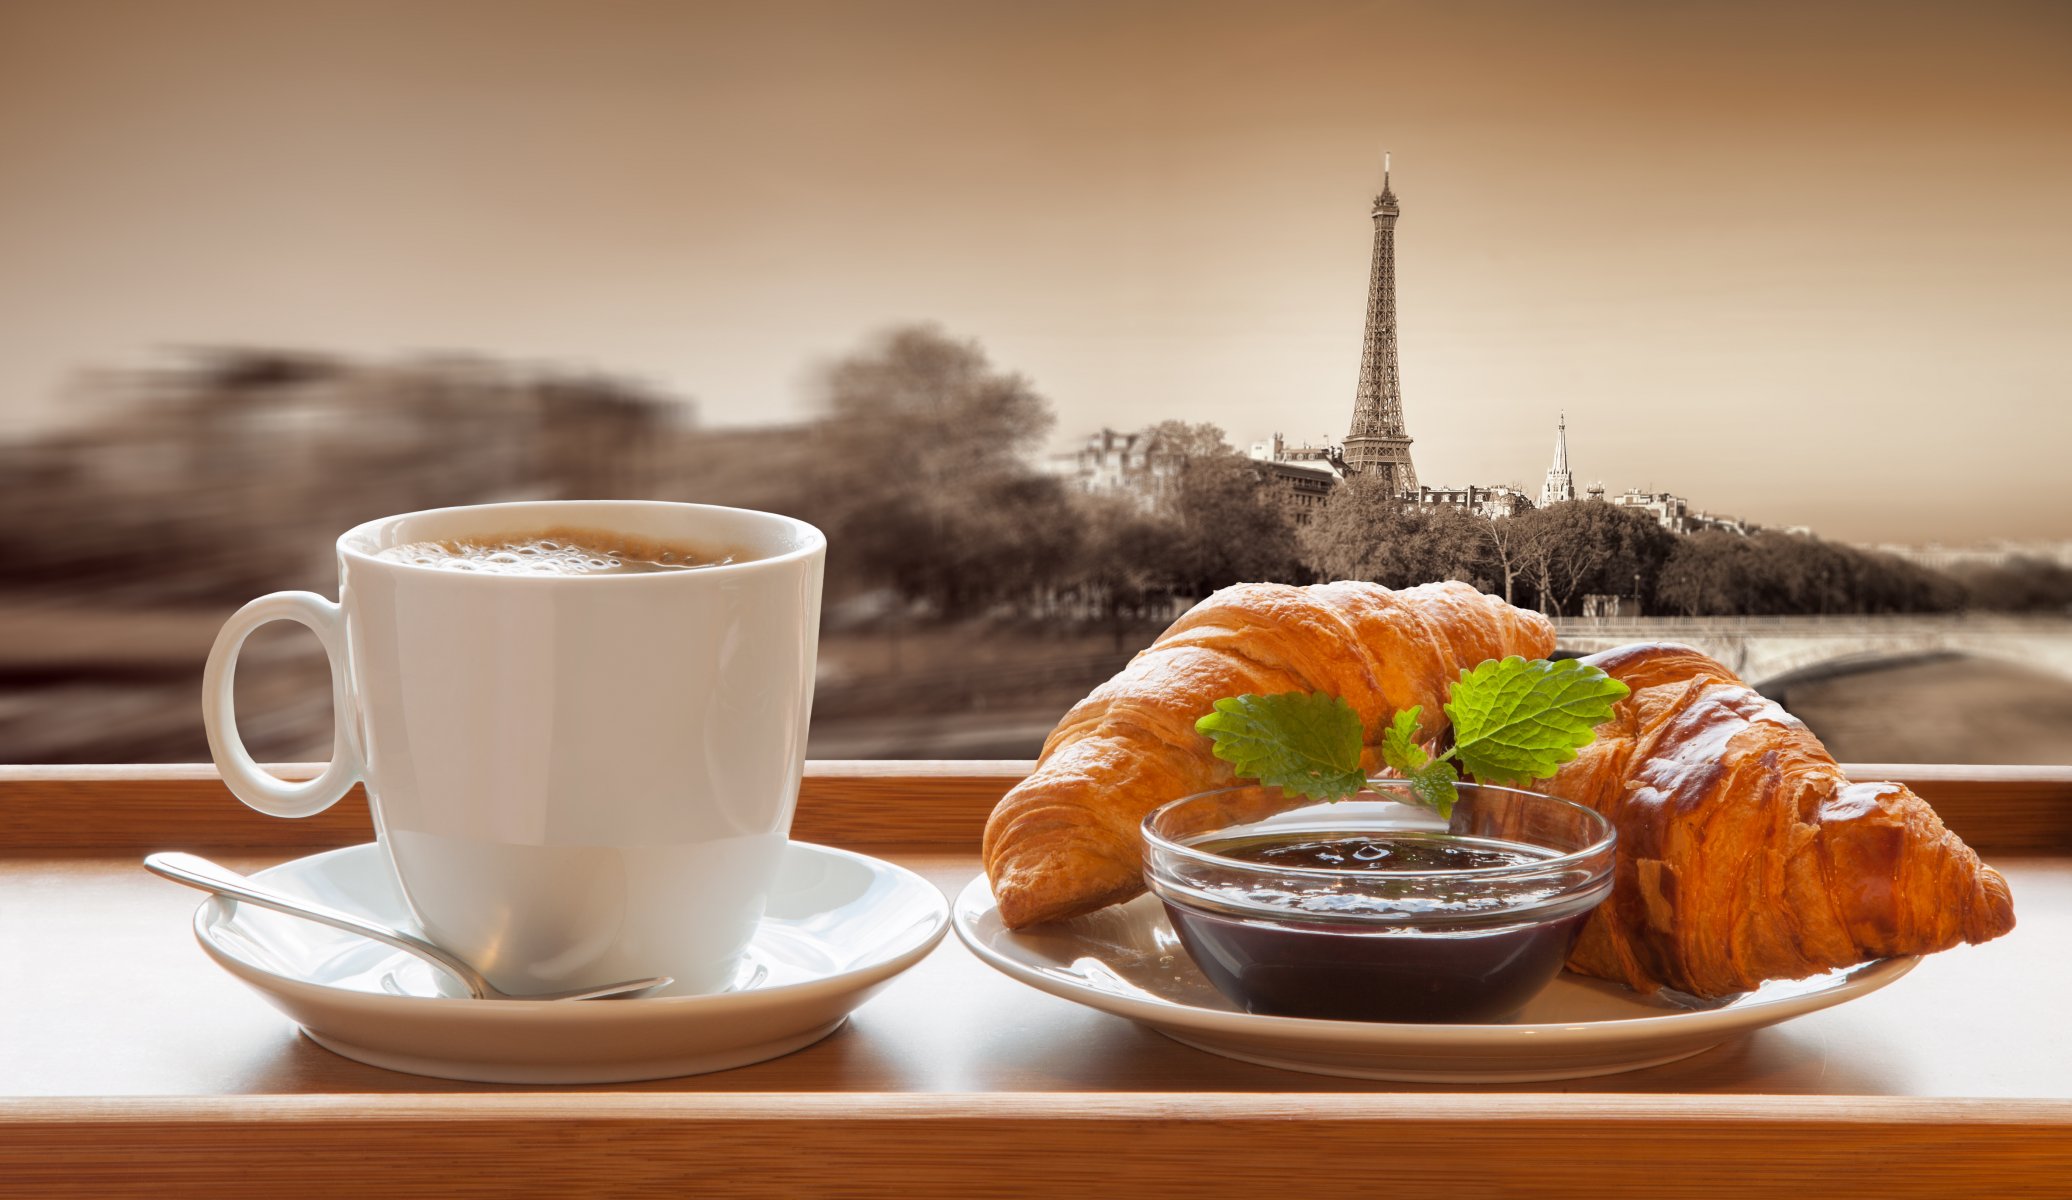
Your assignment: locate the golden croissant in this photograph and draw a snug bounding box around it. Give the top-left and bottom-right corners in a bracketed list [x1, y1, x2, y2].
[981, 580, 1555, 928]
[1546, 642, 2016, 997]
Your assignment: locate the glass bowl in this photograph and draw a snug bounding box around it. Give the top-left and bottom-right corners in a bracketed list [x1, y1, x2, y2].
[1141, 780, 1616, 1023]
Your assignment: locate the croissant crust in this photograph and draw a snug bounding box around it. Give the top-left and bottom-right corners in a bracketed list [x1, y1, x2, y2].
[1547, 642, 2016, 997]
[981, 580, 1556, 928]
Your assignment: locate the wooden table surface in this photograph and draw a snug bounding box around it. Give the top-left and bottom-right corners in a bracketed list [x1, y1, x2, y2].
[3, 762, 2070, 1197]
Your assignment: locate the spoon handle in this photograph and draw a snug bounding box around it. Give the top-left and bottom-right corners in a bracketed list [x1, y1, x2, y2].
[143, 851, 493, 998]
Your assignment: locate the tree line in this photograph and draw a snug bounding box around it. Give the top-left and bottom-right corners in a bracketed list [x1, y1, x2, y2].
[7, 330, 2060, 620]
[788, 327, 2059, 622]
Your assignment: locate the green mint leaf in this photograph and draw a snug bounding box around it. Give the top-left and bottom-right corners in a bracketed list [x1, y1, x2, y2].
[1380, 706, 1430, 774]
[1403, 757, 1461, 818]
[1378, 705, 1460, 817]
[1442, 656, 1630, 786]
[1195, 692, 1368, 802]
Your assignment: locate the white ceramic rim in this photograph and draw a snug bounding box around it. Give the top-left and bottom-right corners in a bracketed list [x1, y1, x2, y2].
[335, 499, 826, 584]
[193, 842, 950, 1015]
[952, 874, 1918, 1044]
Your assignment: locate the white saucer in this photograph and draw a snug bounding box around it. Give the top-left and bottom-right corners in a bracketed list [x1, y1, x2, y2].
[954, 877, 1915, 1083]
[192, 841, 949, 1084]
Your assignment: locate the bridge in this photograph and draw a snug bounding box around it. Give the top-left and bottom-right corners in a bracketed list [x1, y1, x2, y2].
[1549, 615, 2072, 691]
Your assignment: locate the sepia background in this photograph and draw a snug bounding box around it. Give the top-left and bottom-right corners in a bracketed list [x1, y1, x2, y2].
[1, 0, 2068, 766]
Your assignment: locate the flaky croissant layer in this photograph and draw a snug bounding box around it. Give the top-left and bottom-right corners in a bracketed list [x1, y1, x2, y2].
[982, 580, 1555, 929]
[1547, 642, 2016, 998]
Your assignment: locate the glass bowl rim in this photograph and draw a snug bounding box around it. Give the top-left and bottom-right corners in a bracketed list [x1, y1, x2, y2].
[1141, 779, 1617, 885]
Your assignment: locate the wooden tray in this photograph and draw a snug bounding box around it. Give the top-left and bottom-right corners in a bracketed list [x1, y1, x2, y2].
[3, 762, 2069, 1197]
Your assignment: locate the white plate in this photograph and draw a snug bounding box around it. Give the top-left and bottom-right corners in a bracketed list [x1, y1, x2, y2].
[192, 841, 948, 1084]
[953, 876, 1915, 1083]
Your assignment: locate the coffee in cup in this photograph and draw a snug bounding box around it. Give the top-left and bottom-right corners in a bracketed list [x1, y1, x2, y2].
[376, 527, 741, 575]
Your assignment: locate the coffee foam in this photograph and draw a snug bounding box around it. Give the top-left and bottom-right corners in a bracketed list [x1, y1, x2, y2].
[376, 526, 735, 576]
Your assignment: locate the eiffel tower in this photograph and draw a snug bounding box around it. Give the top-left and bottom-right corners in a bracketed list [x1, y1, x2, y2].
[1341, 154, 1418, 497]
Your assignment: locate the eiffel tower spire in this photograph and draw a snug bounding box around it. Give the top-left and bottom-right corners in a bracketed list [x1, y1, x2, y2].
[1342, 154, 1418, 496]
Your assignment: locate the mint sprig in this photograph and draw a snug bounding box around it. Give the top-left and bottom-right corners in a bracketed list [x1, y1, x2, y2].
[1380, 706, 1461, 817]
[1193, 692, 1366, 801]
[1196, 656, 1628, 815]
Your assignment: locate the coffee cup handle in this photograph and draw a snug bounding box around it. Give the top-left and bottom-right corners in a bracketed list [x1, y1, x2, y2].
[202, 591, 365, 818]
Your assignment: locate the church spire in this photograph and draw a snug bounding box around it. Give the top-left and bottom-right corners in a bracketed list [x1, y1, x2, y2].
[1540, 413, 1576, 507]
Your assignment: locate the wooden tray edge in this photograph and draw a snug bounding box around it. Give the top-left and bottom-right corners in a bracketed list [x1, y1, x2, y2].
[2, 761, 2067, 854]
[0, 760, 1033, 854]
[7, 1092, 2072, 1121]
[2, 1094, 2067, 1197]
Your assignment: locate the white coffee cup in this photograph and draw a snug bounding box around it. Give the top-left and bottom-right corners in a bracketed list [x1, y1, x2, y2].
[201, 500, 825, 996]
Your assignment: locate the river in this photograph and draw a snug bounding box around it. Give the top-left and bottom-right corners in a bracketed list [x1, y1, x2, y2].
[1767, 654, 2072, 766]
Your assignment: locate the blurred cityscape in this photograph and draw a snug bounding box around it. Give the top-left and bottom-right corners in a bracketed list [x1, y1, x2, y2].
[4, 1, 2069, 771]
[2, 332, 2069, 767]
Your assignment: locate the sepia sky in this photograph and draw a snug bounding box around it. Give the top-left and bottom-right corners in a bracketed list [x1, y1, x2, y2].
[1, 0, 2068, 544]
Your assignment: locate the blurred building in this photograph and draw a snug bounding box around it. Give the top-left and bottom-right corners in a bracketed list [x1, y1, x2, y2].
[1238, 433, 1337, 525]
[1607, 487, 1689, 529]
[1253, 459, 1339, 526]
[1046, 427, 1186, 505]
[1243, 432, 1534, 522]
[1247, 432, 1340, 468]
[1415, 483, 1534, 519]
[1597, 486, 1755, 536]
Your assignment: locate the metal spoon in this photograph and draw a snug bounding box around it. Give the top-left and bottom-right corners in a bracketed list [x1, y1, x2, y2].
[144, 851, 672, 1002]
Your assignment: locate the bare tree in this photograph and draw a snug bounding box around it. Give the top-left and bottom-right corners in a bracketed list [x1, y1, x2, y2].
[1514, 507, 1609, 617]
[1481, 515, 1528, 605]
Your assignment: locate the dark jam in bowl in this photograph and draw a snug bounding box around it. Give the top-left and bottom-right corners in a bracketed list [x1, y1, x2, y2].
[1161, 832, 1593, 1024]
